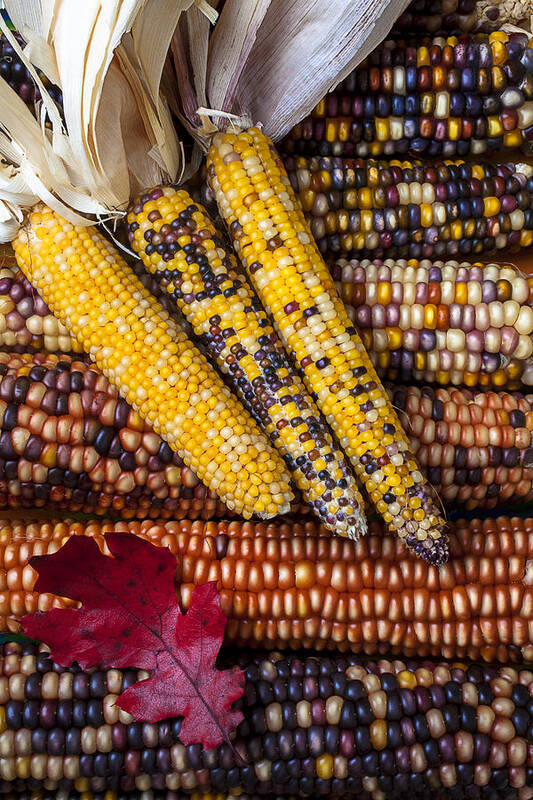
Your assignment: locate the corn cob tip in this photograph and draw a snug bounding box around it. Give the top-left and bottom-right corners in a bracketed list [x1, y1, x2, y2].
[407, 524, 449, 566]
[344, 511, 367, 539]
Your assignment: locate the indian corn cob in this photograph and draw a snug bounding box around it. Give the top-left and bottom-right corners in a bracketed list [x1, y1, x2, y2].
[2, 642, 533, 797]
[0, 795, 304, 800]
[389, 382, 533, 508]
[126, 187, 366, 539]
[3, 515, 533, 662]
[282, 31, 533, 159]
[0, 350, 530, 514]
[332, 258, 533, 389]
[284, 156, 533, 260]
[0, 794, 292, 800]
[0, 351, 230, 520]
[392, 0, 533, 35]
[12, 205, 293, 519]
[0, 247, 180, 356]
[207, 126, 447, 566]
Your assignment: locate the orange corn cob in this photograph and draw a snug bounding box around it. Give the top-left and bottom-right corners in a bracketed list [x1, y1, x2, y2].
[2, 515, 533, 662]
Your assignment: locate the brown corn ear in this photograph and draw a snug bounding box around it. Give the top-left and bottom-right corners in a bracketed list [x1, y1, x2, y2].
[2, 515, 533, 662]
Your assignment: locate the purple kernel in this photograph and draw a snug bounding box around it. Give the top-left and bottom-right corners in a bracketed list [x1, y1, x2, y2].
[9, 283, 25, 303]
[17, 297, 34, 318]
[33, 296, 50, 315]
[284, 301, 299, 314]
[385, 304, 400, 326]
[481, 281, 498, 304]
[355, 306, 371, 328]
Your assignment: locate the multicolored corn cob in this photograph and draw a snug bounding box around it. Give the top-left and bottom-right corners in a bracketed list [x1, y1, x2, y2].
[0, 351, 230, 519]
[3, 515, 533, 662]
[0, 350, 530, 515]
[13, 205, 293, 519]
[207, 126, 447, 565]
[332, 258, 533, 389]
[284, 156, 533, 260]
[0, 794, 262, 800]
[126, 187, 366, 539]
[282, 31, 533, 159]
[2, 641, 533, 797]
[0, 268, 81, 355]
[388, 383, 533, 508]
[392, 0, 533, 35]
[0, 794, 273, 800]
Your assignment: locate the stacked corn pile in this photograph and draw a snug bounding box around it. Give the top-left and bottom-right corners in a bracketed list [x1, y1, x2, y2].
[2, 8, 533, 800]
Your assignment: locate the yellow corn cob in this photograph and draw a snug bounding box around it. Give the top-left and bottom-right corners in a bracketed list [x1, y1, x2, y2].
[207, 127, 448, 565]
[127, 186, 366, 538]
[12, 205, 293, 519]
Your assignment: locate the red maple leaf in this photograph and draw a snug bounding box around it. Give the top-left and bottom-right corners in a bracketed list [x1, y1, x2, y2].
[21, 533, 244, 749]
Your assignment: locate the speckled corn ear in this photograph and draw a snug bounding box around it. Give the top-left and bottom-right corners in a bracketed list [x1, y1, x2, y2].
[12, 205, 293, 520]
[127, 186, 366, 539]
[284, 155, 533, 261]
[3, 640, 533, 795]
[4, 515, 533, 662]
[331, 257, 533, 389]
[207, 127, 448, 566]
[282, 31, 533, 160]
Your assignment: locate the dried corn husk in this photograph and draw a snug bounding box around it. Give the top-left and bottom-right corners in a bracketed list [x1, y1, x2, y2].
[0, 0, 415, 240]
[172, 0, 413, 148]
[0, 0, 205, 242]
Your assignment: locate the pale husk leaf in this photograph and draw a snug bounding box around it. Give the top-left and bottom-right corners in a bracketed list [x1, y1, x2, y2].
[0, 0, 193, 242]
[170, 0, 219, 133]
[175, 0, 413, 145]
[115, 0, 197, 180]
[207, 0, 271, 116]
